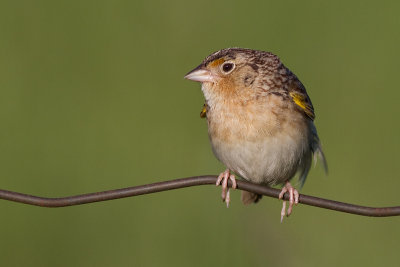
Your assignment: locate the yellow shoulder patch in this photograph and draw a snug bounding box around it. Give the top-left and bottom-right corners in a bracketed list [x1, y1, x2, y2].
[200, 104, 207, 118]
[289, 92, 315, 120]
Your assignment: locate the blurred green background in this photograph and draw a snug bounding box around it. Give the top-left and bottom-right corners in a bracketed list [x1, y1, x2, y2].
[1, 1, 399, 266]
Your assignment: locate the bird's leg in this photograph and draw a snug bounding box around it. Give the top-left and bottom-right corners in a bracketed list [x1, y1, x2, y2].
[216, 169, 237, 207]
[278, 181, 299, 222]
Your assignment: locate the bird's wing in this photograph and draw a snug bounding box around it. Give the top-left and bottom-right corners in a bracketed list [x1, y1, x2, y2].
[200, 103, 207, 118]
[289, 80, 315, 120]
[290, 91, 315, 120]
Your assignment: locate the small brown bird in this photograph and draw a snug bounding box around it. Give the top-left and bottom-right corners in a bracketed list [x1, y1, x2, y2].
[185, 48, 327, 221]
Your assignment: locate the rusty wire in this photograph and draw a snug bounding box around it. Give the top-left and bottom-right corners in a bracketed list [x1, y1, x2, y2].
[0, 175, 399, 217]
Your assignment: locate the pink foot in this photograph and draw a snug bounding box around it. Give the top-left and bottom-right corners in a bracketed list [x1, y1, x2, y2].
[278, 181, 299, 222]
[216, 169, 237, 208]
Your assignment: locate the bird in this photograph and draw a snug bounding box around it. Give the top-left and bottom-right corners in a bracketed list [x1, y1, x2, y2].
[184, 48, 327, 221]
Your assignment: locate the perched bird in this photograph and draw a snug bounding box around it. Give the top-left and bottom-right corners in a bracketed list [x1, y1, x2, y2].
[185, 48, 327, 221]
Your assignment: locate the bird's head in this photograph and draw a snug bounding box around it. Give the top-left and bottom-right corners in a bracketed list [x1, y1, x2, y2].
[185, 48, 280, 102]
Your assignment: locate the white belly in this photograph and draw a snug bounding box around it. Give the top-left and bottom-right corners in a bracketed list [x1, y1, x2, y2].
[210, 128, 310, 185]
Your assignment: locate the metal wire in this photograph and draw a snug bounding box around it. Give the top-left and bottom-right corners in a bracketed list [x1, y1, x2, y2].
[0, 175, 399, 217]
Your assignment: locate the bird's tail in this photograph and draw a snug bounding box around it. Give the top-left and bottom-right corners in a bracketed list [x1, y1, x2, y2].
[311, 123, 328, 174]
[241, 191, 263, 205]
[313, 140, 328, 174]
[299, 125, 328, 188]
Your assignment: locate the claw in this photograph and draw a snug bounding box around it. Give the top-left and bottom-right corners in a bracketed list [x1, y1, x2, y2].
[229, 174, 237, 189]
[279, 181, 299, 222]
[226, 189, 230, 208]
[216, 169, 236, 207]
[280, 200, 286, 223]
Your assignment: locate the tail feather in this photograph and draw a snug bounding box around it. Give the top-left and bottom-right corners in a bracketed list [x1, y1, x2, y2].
[314, 142, 328, 174]
[298, 150, 312, 188]
[299, 125, 328, 188]
[311, 124, 328, 174]
[241, 191, 262, 205]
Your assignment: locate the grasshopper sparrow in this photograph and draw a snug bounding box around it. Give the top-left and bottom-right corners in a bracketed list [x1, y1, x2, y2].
[185, 48, 327, 221]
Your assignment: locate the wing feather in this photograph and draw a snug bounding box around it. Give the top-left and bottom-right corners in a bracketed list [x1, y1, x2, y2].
[289, 86, 315, 121]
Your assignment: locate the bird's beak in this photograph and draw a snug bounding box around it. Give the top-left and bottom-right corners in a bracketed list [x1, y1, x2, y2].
[184, 65, 214, 83]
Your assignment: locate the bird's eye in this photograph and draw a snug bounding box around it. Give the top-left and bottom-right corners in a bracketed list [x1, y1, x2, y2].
[221, 62, 235, 73]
